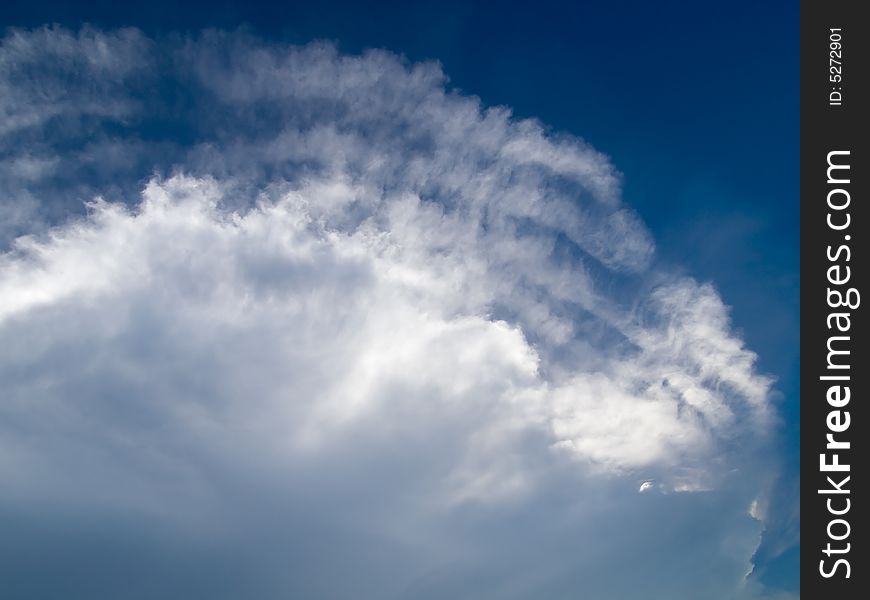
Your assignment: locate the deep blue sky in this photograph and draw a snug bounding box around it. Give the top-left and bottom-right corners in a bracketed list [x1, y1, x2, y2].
[2, 0, 799, 593]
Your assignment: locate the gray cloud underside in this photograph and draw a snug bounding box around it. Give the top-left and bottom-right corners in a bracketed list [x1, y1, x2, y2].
[0, 27, 788, 599]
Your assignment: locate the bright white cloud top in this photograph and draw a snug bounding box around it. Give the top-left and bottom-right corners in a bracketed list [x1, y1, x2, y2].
[0, 27, 783, 599]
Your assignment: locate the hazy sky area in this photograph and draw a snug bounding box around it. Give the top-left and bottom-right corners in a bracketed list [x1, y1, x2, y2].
[0, 2, 798, 598]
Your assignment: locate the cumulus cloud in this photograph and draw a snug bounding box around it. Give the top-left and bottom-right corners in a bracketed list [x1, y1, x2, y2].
[0, 27, 782, 599]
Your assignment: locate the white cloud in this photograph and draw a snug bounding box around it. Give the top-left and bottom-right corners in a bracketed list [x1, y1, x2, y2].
[0, 25, 149, 134]
[0, 27, 778, 599]
[1, 175, 769, 485]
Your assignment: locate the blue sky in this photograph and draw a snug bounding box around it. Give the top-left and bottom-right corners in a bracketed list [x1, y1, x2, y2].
[0, 2, 798, 598]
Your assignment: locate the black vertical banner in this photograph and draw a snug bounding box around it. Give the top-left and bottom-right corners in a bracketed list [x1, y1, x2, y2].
[801, 0, 867, 597]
